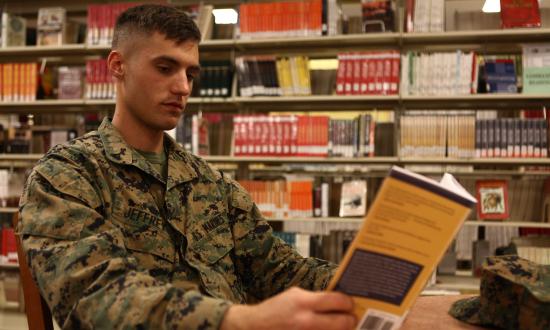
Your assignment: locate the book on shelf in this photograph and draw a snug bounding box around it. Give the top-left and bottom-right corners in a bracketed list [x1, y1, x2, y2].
[85, 59, 114, 100]
[192, 61, 233, 98]
[361, 0, 395, 33]
[175, 113, 233, 156]
[402, 51, 474, 96]
[336, 51, 400, 96]
[1, 12, 26, 47]
[476, 180, 509, 220]
[339, 180, 367, 217]
[407, 0, 444, 33]
[37, 7, 66, 46]
[522, 44, 550, 94]
[327, 166, 476, 329]
[239, 0, 323, 39]
[500, 0, 541, 29]
[58, 66, 83, 100]
[87, 3, 137, 46]
[322, 0, 340, 36]
[0, 63, 38, 102]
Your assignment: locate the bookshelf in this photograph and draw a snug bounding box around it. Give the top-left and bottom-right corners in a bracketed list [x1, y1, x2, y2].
[1, 1, 550, 293]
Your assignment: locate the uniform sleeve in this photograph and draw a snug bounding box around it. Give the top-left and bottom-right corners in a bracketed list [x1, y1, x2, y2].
[18, 154, 230, 330]
[225, 176, 337, 301]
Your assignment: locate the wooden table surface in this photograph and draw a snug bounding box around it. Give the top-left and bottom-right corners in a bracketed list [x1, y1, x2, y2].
[401, 295, 490, 329]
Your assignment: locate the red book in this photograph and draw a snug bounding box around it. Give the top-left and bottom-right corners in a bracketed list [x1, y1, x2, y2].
[476, 180, 509, 220]
[390, 51, 400, 95]
[500, 0, 541, 29]
[344, 53, 354, 95]
[336, 54, 347, 95]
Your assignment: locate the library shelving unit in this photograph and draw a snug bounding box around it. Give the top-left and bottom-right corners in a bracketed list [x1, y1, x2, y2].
[2, 0, 550, 293]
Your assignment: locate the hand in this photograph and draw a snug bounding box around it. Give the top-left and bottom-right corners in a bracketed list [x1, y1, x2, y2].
[220, 287, 356, 330]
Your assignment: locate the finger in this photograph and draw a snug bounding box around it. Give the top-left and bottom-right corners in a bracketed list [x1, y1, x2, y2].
[304, 291, 354, 313]
[310, 312, 357, 330]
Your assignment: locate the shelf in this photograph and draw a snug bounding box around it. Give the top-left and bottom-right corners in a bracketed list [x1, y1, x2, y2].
[268, 218, 550, 227]
[267, 217, 363, 223]
[3, 154, 550, 167]
[0, 44, 87, 57]
[401, 94, 550, 109]
[2, 94, 550, 112]
[464, 221, 550, 228]
[234, 95, 399, 110]
[235, 33, 400, 52]
[430, 274, 480, 292]
[0, 208, 18, 213]
[403, 28, 550, 46]
[205, 156, 550, 166]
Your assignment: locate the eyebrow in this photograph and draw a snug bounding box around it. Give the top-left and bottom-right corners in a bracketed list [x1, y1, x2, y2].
[153, 55, 201, 74]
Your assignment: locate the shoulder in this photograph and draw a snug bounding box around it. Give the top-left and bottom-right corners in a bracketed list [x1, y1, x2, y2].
[26, 131, 105, 206]
[181, 150, 223, 184]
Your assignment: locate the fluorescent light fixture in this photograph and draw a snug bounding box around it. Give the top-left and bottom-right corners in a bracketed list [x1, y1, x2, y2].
[212, 8, 238, 24]
[482, 0, 501, 13]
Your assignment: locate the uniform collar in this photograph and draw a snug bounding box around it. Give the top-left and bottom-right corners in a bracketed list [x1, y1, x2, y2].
[98, 118, 197, 187]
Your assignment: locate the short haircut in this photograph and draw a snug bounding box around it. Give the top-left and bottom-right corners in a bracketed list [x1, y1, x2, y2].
[112, 4, 201, 49]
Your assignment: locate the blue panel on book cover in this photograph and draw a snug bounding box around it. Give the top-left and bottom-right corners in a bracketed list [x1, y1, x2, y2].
[484, 61, 517, 93]
[334, 249, 422, 306]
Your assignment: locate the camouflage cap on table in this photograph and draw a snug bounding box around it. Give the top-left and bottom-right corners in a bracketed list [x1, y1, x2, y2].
[449, 255, 550, 330]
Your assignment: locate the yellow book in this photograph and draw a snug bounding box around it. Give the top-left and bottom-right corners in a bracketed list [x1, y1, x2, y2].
[327, 166, 476, 330]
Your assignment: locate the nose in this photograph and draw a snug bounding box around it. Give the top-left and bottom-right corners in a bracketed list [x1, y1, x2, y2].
[171, 71, 192, 97]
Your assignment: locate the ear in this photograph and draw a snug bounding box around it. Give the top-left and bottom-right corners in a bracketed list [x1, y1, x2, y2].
[108, 50, 124, 80]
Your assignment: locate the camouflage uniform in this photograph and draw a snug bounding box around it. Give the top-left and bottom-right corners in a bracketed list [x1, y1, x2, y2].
[18, 118, 336, 329]
[449, 255, 550, 330]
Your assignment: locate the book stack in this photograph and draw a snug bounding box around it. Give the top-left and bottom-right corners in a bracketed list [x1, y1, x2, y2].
[335, 51, 400, 96]
[405, 0, 445, 33]
[400, 111, 476, 159]
[401, 51, 474, 96]
[175, 113, 234, 156]
[85, 59, 114, 99]
[238, 178, 314, 218]
[0, 227, 17, 264]
[232, 114, 376, 158]
[239, 0, 323, 39]
[87, 2, 139, 46]
[236, 55, 311, 97]
[1, 12, 26, 47]
[0, 63, 38, 102]
[475, 118, 548, 158]
[193, 61, 233, 97]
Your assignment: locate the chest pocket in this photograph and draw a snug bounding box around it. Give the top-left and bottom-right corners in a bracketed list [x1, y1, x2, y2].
[111, 210, 176, 268]
[187, 224, 244, 303]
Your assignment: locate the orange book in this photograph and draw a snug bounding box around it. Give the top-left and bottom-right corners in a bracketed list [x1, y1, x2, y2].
[13, 63, 20, 102]
[3, 64, 13, 102]
[0, 63, 3, 101]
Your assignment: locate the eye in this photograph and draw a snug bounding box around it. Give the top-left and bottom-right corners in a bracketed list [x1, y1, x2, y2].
[157, 65, 172, 74]
[187, 73, 196, 82]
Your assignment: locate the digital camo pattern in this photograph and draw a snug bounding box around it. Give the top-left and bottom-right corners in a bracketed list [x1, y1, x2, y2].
[18, 118, 336, 330]
[449, 255, 550, 330]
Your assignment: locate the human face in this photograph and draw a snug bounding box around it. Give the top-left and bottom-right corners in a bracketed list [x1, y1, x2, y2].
[117, 32, 200, 133]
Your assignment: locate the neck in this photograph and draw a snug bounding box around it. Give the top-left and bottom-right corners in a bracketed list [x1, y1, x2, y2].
[112, 106, 164, 154]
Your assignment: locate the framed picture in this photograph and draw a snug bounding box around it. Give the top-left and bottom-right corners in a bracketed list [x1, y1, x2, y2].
[476, 180, 509, 220]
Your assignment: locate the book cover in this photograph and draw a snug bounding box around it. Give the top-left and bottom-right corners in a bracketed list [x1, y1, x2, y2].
[327, 166, 476, 329]
[37, 7, 66, 46]
[339, 180, 367, 217]
[476, 180, 509, 220]
[500, 0, 541, 29]
[1, 13, 26, 47]
[58, 66, 83, 99]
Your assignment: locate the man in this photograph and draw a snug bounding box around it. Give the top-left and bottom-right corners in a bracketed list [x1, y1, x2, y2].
[18, 4, 356, 329]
